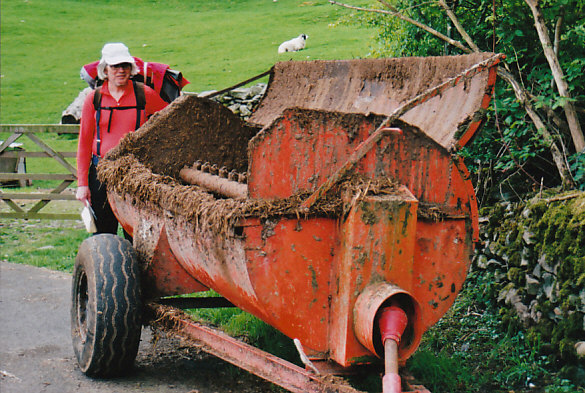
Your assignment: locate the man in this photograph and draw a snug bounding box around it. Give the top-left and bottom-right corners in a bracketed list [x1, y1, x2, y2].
[76, 43, 168, 235]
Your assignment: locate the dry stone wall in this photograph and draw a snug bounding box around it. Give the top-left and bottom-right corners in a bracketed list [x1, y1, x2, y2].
[197, 83, 267, 122]
[472, 191, 585, 366]
[61, 83, 268, 124]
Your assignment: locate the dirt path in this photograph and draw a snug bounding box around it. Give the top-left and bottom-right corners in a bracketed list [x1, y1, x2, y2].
[0, 261, 275, 393]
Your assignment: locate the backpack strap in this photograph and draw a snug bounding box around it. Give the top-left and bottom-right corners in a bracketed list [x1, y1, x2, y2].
[93, 87, 103, 157]
[133, 81, 146, 131]
[92, 81, 146, 158]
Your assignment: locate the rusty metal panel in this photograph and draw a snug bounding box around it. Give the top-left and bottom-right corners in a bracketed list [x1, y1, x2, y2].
[412, 220, 472, 330]
[101, 54, 503, 389]
[149, 304, 365, 393]
[109, 194, 208, 298]
[250, 54, 502, 150]
[162, 214, 273, 321]
[248, 109, 383, 199]
[244, 217, 337, 352]
[330, 190, 419, 367]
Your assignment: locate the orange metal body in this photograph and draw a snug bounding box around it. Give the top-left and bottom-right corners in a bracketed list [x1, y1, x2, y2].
[111, 108, 479, 368]
[106, 54, 504, 375]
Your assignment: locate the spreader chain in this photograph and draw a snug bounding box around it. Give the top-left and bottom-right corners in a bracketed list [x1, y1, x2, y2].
[179, 161, 248, 199]
[192, 160, 247, 184]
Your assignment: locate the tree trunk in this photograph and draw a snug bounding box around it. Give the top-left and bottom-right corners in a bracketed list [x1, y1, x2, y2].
[551, 7, 564, 89]
[498, 68, 575, 188]
[525, 0, 585, 152]
[437, 0, 480, 52]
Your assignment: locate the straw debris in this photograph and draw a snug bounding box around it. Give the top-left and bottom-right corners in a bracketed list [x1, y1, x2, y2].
[98, 154, 399, 238]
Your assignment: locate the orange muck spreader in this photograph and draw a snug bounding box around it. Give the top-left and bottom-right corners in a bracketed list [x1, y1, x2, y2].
[71, 53, 503, 392]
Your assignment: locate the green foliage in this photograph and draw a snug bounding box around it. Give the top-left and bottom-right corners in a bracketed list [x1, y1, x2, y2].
[463, 0, 585, 196]
[341, 0, 585, 196]
[408, 350, 470, 392]
[570, 152, 585, 190]
[408, 269, 585, 392]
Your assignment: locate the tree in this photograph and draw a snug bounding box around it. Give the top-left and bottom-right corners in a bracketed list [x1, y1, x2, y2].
[525, 0, 584, 152]
[331, 0, 585, 194]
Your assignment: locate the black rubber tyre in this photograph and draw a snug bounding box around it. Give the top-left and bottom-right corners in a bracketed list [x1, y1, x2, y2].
[71, 234, 142, 377]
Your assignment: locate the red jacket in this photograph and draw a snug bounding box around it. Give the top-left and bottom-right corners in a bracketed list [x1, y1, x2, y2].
[76, 80, 167, 186]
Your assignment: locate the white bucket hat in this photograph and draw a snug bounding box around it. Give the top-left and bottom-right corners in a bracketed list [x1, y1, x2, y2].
[96, 43, 139, 80]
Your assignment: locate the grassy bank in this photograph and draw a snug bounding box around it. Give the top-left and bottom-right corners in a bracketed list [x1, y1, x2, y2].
[0, 218, 86, 271]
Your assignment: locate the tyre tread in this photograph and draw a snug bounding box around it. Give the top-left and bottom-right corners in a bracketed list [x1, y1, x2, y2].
[71, 234, 141, 377]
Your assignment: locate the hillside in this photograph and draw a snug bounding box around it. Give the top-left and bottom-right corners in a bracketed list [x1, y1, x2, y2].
[0, 0, 374, 124]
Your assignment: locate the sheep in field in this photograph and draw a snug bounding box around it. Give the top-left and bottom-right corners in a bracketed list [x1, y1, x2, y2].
[278, 34, 308, 54]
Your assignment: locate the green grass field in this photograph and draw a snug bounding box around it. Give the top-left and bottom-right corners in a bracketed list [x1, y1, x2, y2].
[1, 0, 374, 124]
[1, 0, 375, 178]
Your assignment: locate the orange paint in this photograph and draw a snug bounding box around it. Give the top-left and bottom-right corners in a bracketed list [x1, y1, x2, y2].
[107, 55, 502, 374]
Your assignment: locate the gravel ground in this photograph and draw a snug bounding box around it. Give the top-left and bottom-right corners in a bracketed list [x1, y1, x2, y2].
[0, 261, 276, 393]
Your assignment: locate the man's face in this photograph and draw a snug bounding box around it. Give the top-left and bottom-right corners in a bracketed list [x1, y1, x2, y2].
[106, 63, 132, 87]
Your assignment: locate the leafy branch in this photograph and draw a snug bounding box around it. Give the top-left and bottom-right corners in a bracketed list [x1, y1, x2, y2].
[329, 0, 581, 188]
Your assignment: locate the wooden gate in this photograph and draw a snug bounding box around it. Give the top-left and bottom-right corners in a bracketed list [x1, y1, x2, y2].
[0, 124, 80, 220]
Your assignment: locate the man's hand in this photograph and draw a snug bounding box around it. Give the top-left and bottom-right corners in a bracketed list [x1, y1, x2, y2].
[76, 186, 91, 204]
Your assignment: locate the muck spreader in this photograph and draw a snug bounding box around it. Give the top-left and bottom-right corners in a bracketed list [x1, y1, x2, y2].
[71, 53, 504, 393]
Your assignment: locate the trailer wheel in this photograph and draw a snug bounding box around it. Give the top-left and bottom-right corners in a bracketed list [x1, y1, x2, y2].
[71, 234, 142, 377]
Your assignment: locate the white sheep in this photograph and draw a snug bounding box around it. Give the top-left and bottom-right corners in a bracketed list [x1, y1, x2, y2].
[278, 34, 308, 54]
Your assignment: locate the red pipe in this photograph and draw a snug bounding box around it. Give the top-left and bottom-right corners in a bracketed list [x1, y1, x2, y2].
[378, 305, 408, 393]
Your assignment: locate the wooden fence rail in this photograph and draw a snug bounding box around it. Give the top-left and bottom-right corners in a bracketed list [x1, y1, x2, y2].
[1, 124, 80, 220]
